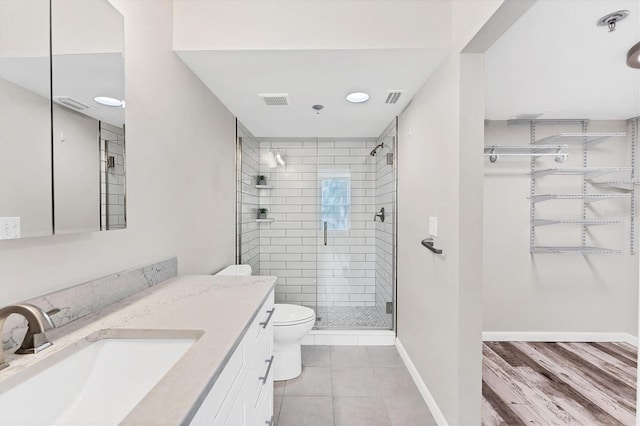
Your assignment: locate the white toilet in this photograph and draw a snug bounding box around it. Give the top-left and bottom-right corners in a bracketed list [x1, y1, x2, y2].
[214, 265, 315, 381]
[271, 303, 315, 381]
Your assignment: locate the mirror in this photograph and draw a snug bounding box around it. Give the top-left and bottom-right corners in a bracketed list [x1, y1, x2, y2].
[0, 0, 53, 239]
[52, 0, 126, 233]
[0, 0, 125, 239]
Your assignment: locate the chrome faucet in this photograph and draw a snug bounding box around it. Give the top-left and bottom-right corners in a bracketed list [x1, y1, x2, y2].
[0, 304, 57, 371]
[374, 207, 385, 222]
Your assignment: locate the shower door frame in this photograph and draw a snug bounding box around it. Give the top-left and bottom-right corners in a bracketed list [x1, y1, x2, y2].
[313, 122, 398, 332]
[234, 119, 398, 333]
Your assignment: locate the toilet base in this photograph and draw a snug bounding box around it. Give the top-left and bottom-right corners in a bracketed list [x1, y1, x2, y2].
[273, 342, 302, 381]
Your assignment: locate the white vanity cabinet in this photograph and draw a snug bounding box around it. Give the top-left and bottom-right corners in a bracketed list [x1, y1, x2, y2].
[190, 290, 275, 426]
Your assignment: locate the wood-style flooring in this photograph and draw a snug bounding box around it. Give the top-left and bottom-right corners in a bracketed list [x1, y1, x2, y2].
[482, 341, 637, 425]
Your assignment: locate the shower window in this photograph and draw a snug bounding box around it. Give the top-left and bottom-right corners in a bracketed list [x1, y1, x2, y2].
[321, 177, 350, 230]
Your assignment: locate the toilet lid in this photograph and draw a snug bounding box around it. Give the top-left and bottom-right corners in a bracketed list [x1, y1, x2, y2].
[273, 304, 315, 326]
[216, 265, 252, 276]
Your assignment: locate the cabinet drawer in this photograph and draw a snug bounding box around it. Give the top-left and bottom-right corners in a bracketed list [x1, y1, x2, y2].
[190, 289, 274, 426]
[248, 382, 273, 426]
[244, 327, 273, 410]
[190, 342, 244, 425]
[248, 292, 275, 341]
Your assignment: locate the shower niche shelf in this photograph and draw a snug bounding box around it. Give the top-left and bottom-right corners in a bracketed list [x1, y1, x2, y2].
[255, 185, 273, 189]
[256, 218, 275, 223]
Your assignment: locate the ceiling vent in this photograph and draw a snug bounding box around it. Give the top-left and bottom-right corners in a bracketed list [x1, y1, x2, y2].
[258, 93, 289, 106]
[384, 90, 405, 104]
[54, 96, 89, 111]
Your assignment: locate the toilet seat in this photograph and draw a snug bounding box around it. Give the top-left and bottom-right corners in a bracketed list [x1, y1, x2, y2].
[273, 304, 315, 326]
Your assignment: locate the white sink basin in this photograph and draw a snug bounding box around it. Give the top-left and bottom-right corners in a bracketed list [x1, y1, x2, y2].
[0, 336, 196, 425]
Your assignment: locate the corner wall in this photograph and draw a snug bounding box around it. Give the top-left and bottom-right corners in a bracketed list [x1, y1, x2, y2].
[483, 120, 639, 336]
[0, 0, 236, 304]
[238, 122, 261, 274]
[396, 1, 503, 424]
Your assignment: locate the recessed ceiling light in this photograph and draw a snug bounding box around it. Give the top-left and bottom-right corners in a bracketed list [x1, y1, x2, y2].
[346, 92, 370, 103]
[94, 96, 124, 107]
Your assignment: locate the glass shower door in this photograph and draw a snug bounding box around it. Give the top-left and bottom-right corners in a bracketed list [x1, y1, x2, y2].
[316, 167, 354, 328]
[315, 139, 389, 329]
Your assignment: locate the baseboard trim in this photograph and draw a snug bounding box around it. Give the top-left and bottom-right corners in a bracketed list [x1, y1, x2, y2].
[482, 331, 638, 347]
[395, 338, 448, 426]
[302, 330, 396, 346]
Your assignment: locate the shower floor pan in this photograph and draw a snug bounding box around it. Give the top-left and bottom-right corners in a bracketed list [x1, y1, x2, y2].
[307, 306, 390, 329]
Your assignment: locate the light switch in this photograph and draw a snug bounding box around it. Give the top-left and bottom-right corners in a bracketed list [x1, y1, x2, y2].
[0, 217, 21, 239]
[429, 216, 438, 237]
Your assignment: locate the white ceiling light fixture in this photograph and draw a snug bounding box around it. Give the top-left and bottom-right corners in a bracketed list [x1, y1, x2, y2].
[346, 92, 370, 103]
[628, 41, 640, 69]
[94, 96, 124, 107]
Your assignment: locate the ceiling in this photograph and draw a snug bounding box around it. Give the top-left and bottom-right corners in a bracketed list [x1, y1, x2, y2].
[176, 48, 448, 138]
[485, 0, 640, 120]
[1, 53, 125, 126]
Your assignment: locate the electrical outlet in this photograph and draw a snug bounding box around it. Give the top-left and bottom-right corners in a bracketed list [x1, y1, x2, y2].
[429, 216, 438, 237]
[0, 217, 21, 239]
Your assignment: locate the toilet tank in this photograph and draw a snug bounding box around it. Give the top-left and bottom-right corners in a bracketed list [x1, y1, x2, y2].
[215, 265, 252, 276]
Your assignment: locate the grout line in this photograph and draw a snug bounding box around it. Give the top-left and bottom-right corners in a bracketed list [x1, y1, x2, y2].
[329, 346, 337, 426]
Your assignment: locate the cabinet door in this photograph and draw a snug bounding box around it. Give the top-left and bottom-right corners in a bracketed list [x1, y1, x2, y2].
[256, 384, 274, 426]
[222, 395, 245, 426]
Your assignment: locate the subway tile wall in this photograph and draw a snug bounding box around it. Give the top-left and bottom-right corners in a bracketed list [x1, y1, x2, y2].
[100, 122, 126, 230]
[258, 139, 379, 307]
[374, 123, 396, 328]
[238, 123, 261, 274]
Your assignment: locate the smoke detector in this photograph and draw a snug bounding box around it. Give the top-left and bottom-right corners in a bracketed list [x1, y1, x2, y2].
[258, 93, 289, 106]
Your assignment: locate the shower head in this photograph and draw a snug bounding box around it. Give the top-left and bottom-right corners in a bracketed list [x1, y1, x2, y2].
[370, 143, 384, 156]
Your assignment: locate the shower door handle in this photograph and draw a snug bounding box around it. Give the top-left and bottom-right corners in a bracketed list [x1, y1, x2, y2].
[323, 221, 328, 246]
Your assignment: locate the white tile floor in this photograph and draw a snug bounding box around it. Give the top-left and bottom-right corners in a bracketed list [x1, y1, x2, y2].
[273, 346, 437, 426]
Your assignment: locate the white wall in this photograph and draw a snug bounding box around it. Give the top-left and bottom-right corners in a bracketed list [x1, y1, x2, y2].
[173, 0, 450, 51]
[0, 78, 52, 238]
[0, 0, 49, 58]
[53, 104, 100, 234]
[0, 0, 236, 304]
[396, 1, 503, 424]
[483, 120, 639, 336]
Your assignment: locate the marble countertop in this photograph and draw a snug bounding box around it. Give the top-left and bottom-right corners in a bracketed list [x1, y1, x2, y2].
[0, 274, 277, 425]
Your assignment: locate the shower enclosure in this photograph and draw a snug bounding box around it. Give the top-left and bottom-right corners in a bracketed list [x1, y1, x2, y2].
[236, 120, 397, 330]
